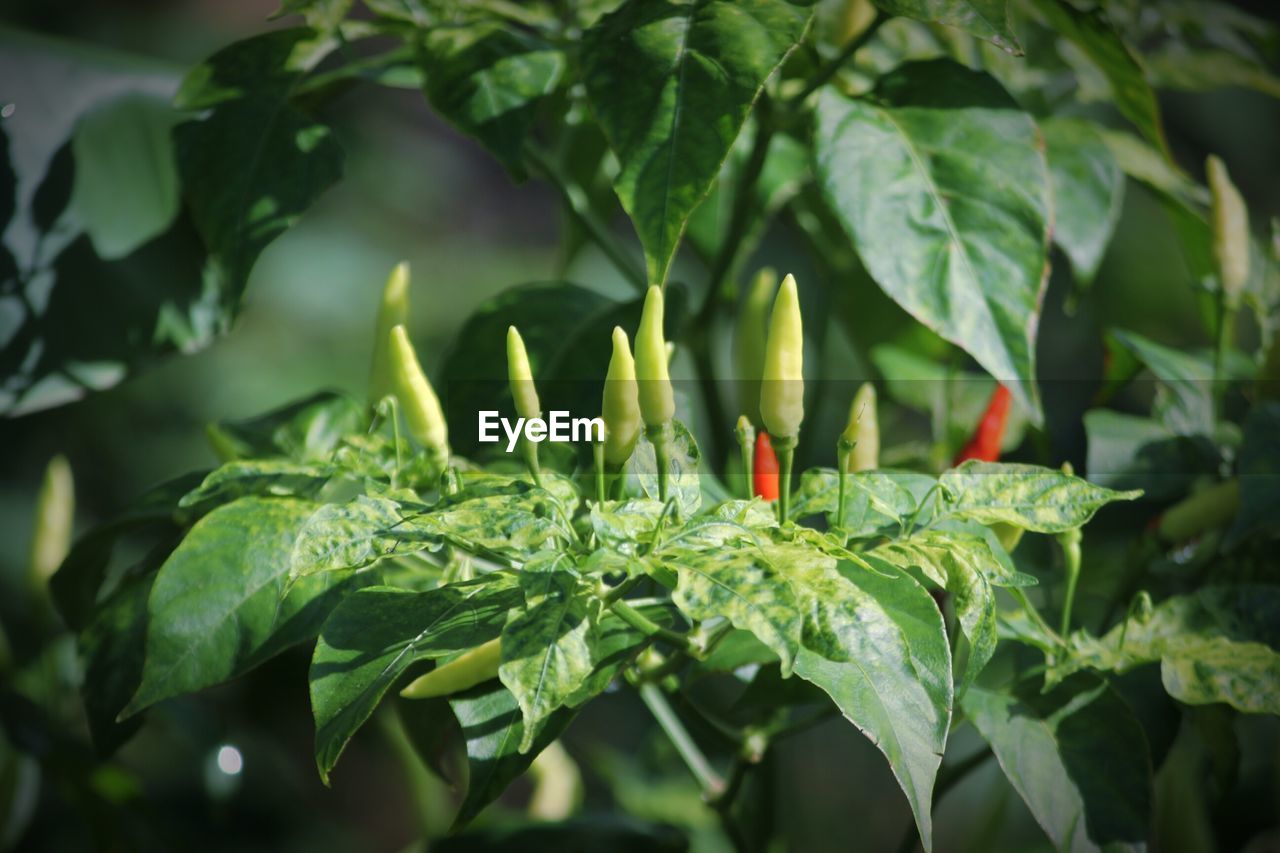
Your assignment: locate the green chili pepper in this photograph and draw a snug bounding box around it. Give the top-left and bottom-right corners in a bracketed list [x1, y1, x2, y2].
[368, 262, 411, 405]
[602, 326, 641, 468]
[507, 326, 542, 421]
[734, 267, 776, 426]
[841, 382, 878, 472]
[507, 326, 544, 486]
[1207, 155, 1249, 306]
[635, 285, 675, 428]
[400, 638, 502, 699]
[388, 325, 449, 460]
[29, 454, 74, 589]
[760, 274, 804, 441]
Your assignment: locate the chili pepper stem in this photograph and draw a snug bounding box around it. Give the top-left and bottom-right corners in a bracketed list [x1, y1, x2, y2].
[773, 435, 797, 523]
[1058, 527, 1082, 636]
[610, 600, 695, 651]
[740, 434, 755, 500]
[647, 423, 672, 504]
[592, 441, 606, 504]
[522, 438, 544, 489]
[836, 445, 851, 529]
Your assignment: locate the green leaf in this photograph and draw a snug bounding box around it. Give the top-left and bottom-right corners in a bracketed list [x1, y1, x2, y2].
[421, 22, 564, 177]
[581, 0, 813, 284]
[1227, 403, 1280, 546]
[1083, 409, 1219, 501]
[205, 391, 367, 462]
[665, 542, 951, 849]
[873, 530, 1020, 691]
[121, 497, 360, 717]
[272, 0, 355, 31]
[174, 29, 343, 310]
[814, 60, 1051, 421]
[499, 570, 599, 753]
[1056, 585, 1280, 714]
[589, 499, 667, 556]
[873, 0, 1021, 53]
[937, 461, 1140, 532]
[78, 573, 154, 756]
[1025, 0, 1167, 157]
[69, 95, 181, 260]
[962, 676, 1151, 851]
[790, 467, 936, 536]
[1106, 329, 1214, 436]
[178, 459, 338, 511]
[449, 681, 575, 828]
[623, 419, 703, 517]
[1145, 44, 1280, 99]
[1040, 117, 1123, 285]
[309, 575, 522, 783]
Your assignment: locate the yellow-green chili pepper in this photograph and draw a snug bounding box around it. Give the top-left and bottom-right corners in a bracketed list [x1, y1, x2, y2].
[400, 638, 501, 698]
[760, 273, 804, 441]
[1207, 155, 1249, 306]
[507, 325, 542, 421]
[602, 326, 641, 468]
[388, 325, 448, 459]
[734, 267, 776, 426]
[368, 262, 411, 405]
[842, 382, 878, 472]
[29, 454, 74, 589]
[635, 285, 675, 427]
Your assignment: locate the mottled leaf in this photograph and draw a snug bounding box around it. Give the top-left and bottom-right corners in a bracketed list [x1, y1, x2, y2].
[937, 461, 1140, 532]
[179, 459, 338, 511]
[814, 60, 1051, 420]
[499, 570, 599, 752]
[122, 497, 361, 717]
[309, 575, 522, 783]
[581, 0, 813, 284]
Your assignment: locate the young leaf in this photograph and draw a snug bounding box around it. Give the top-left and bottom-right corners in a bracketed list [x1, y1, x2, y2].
[499, 570, 599, 753]
[624, 419, 703, 517]
[937, 461, 1141, 532]
[121, 497, 361, 718]
[963, 676, 1152, 851]
[1040, 117, 1124, 285]
[309, 575, 522, 783]
[814, 60, 1051, 421]
[790, 467, 937, 536]
[581, 0, 813, 285]
[873, 0, 1021, 54]
[1056, 585, 1280, 715]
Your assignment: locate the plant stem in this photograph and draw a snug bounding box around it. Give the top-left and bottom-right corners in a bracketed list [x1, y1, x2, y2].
[592, 441, 606, 504]
[649, 423, 672, 504]
[1213, 291, 1236, 420]
[787, 12, 887, 109]
[1058, 528, 1082, 637]
[738, 423, 756, 500]
[525, 145, 647, 293]
[638, 682, 726, 798]
[611, 600, 696, 651]
[836, 447, 850, 528]
[774, 438, 796, 523]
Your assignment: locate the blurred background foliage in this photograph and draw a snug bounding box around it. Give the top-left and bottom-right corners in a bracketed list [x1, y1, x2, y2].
[1, 0, 1278, 850]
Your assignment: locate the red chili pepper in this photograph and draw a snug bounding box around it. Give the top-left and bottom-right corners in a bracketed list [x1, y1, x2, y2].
[954, 385, 1012, 464]
[753, 431, 780, 501]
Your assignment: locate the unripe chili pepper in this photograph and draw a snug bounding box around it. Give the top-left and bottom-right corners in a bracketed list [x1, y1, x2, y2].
[954, 384, 1012, 464]
[760, 274, 804, 441]
[753, 431, 780, 502]
[400, 638, 501, 699]
[635, 285, 675, 427]
[388, 325, 449, 459]
[841, 382, 879, 472]
[507, 326, 542, 421]
[29, 454, 74, 589]
[368, 262, 411, 405]
[734, 267, 776, 426]
[602, 326, 641, 468]
[1207, 155, 1249, 306]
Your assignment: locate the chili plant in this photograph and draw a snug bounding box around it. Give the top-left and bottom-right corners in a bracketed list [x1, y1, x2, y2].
[7, 0, 1280, 851]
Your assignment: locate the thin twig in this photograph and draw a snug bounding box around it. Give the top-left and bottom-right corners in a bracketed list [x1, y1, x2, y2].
[638, 682, 726, 798]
